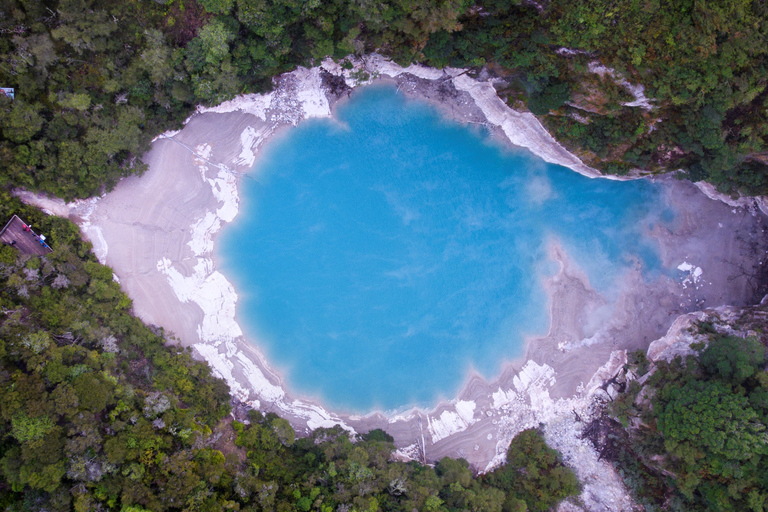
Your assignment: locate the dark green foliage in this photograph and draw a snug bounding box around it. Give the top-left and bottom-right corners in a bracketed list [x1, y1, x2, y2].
[422, 30, 454, 69]
[418, 0, 768, 193]
[658, 380, 766, 467]
[611, 329, 768, 511]
[545, 0, 768, 192]
[361, 428, 395, 443]
[2, 0, 767, 197]
[627, 349, 650, 377]
[5, 0, 767, 504]
[0, 200, 233, 509]
[610, 380, 642, 428]
[527, 81, 571, 116]
[484, 428, 581, 512]
[699, 334, 766, 384]
[0, 203, 580, 511]
[0, 0, 466, 200]
[544, 107, 647, 160]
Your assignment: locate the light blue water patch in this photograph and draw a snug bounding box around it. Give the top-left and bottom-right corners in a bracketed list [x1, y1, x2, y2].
[217, 84, 672, 412]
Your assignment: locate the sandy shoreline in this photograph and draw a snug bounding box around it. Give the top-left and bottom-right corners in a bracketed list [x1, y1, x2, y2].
[17, 56, 768, 511]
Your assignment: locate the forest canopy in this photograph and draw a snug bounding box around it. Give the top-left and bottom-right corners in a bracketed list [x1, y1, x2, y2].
[0, 193, 580, 510]
[0, 0, 767, 200]
[606, 329, 768, 512]
[2, 0, 768, 509]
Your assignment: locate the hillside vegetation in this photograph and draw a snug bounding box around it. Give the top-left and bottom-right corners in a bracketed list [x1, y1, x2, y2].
[1, 0, 767, 199]
[599, 310, 768, 512]
[0, 195, 582, 510]
[2, 0, 768, 510]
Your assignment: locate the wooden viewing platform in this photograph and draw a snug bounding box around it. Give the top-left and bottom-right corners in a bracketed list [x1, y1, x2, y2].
[0, 215, 52, 256]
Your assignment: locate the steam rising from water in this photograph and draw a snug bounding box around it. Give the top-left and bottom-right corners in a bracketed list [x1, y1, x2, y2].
[217, 84, 672, 411]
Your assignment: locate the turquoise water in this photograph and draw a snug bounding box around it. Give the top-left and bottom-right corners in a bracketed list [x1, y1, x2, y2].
[217, 84, 671, 412]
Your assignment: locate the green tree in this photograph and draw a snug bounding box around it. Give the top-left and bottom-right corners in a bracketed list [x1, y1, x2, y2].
[528, 81, 571, 116]
[1, 101, 44, 143]
[658, 380, 767, 471]
[10, 413, 55, 442]
[484, 428, 580, 512]
[199, 0, 235, 14]
[699, 335, 766, 384]
[140, 30, 175, 85]
[196, 20, 237, 68]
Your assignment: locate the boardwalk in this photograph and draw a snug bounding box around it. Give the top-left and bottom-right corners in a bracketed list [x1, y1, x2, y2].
[0, 215, 52, 256]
